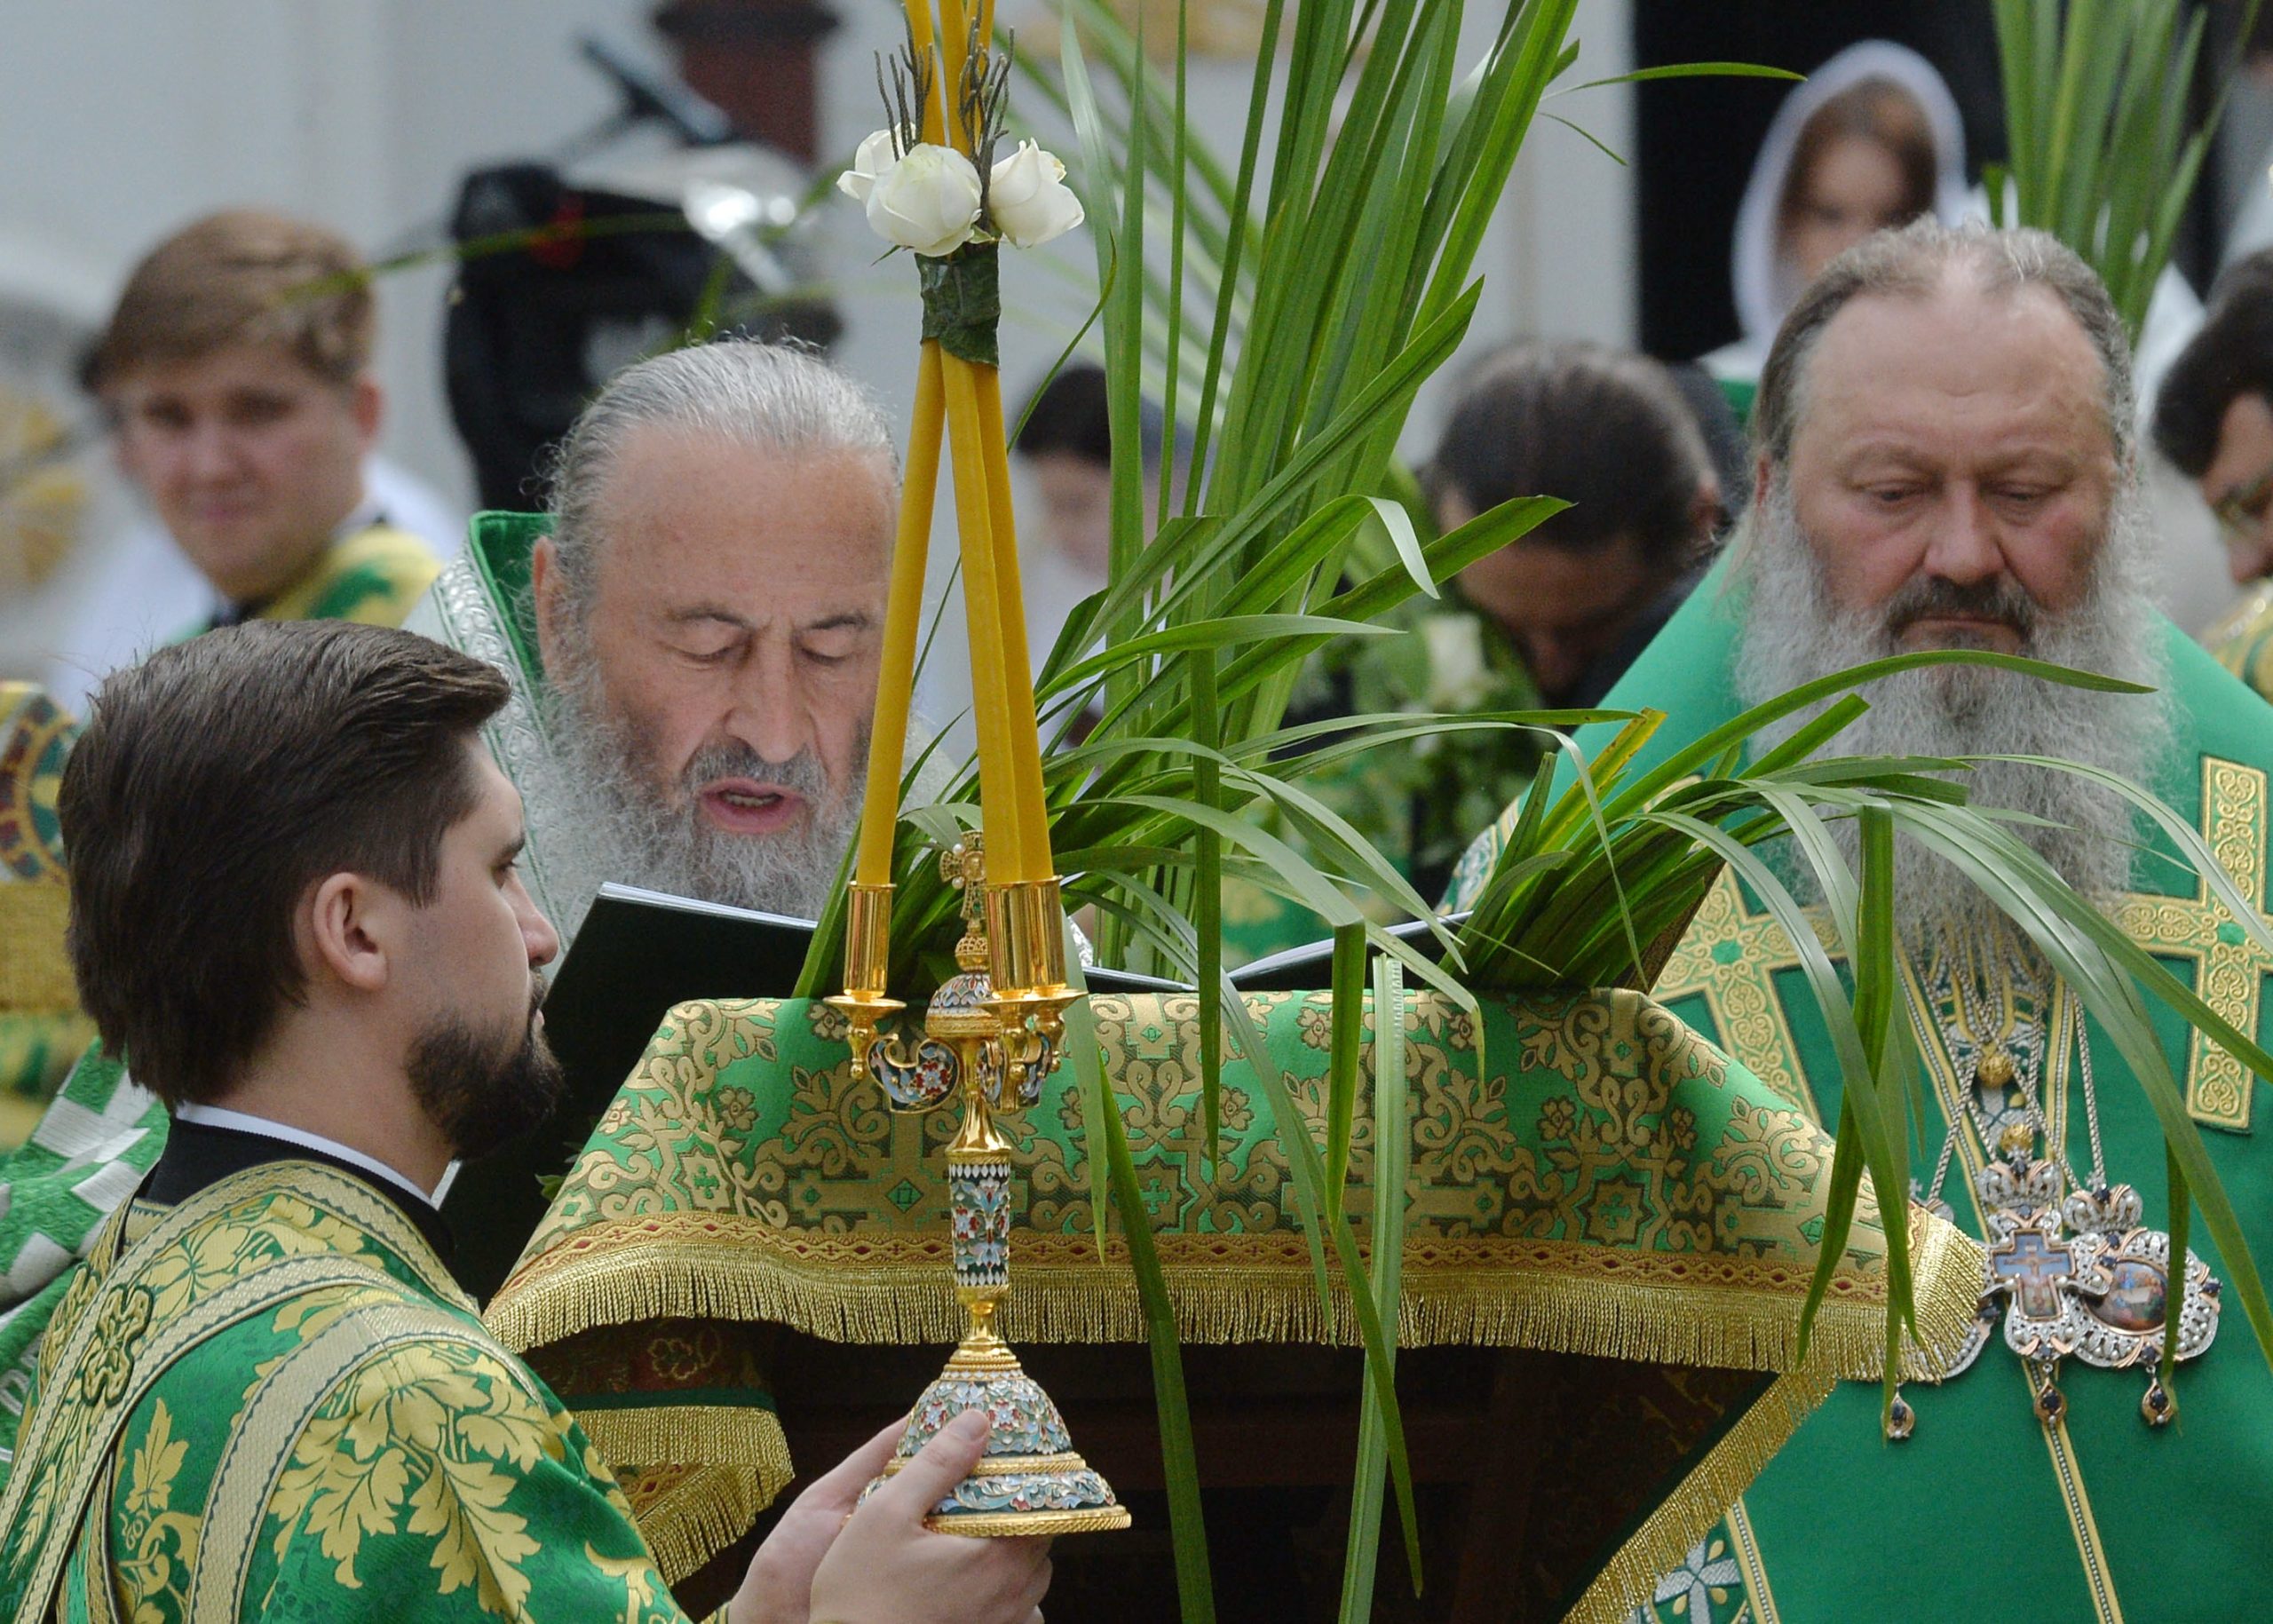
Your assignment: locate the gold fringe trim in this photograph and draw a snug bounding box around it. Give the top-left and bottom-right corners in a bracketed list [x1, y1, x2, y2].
[630, 1464, 769, 1586]
[579, 1403, 794, 1484]
[492, 1211, 1985, 1385]
[1562, 1364, 1835, 1624]
[0, 884, 75, 1010]
[589, 1409, 791, 1583]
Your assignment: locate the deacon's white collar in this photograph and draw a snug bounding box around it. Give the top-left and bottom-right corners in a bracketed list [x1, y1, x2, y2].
[171, 1103, 460, 1208]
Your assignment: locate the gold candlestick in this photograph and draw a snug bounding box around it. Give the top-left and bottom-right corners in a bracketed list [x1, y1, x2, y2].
[827, 883, 905, 1082]
[857, 837, 1129, 1535]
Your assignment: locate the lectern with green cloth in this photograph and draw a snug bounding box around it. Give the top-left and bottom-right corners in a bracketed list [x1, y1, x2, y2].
[481, 7, 1989, 1614]
[487, 982, 1983, 1619]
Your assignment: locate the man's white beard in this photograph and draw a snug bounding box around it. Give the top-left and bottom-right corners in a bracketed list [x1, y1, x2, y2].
[1731, 478, 2170, 948]
[543, 620, 865, 921]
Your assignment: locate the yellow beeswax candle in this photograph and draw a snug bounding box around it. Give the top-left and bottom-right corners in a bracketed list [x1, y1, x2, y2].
[943, 351, 1026, 878]
[940, 0, 975, 148]
[903, 0, 946, 143]
[974, 362, 1053, 878]
[851, 341, 946, 887]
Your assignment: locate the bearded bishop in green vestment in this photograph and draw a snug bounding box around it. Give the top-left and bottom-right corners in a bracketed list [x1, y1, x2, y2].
[1450, 221, 2273, 1621]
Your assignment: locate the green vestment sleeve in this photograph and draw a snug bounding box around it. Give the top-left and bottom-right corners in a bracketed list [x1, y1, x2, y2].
[0, 1161, 709, 1624]
[236, 1335, 688, 1622]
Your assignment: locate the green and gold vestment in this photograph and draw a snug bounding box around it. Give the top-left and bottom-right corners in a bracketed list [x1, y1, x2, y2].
[2201, 579, 2273, 705]
[186, 522, 440, 639]
[0, 1151, 704, 1622]
[1448, 571, 2273, 1623]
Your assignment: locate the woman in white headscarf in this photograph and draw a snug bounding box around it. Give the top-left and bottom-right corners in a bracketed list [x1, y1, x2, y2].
[1705, 40, 1969, 413]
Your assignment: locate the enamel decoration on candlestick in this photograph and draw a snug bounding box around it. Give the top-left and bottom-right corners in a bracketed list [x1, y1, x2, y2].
[823, 0, 1121, 1538]
[854, 838, 1126, 1534]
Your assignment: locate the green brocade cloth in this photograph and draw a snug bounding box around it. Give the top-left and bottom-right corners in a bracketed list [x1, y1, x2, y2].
[487, 986, 1982, 1620]
[0, 1160, 699, 1622]
[1448, 563, 2273, 1624]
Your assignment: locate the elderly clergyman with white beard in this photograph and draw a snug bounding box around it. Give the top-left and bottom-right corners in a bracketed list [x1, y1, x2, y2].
[1450, 219, 2273, 1620]
[411, 339, 893, 937]
[0, 343, 905, 1446]
[400, 340, 900, 1293]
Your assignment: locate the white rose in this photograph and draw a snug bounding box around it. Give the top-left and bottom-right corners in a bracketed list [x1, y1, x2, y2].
[988, 140, 1085, 248]
[865, 143, 984, 257]
[837, 128, 900, 204]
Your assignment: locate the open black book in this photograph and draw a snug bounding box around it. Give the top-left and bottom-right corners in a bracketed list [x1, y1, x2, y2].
[442, 883, 1467, 1297]
[441, 884, 815, 1298]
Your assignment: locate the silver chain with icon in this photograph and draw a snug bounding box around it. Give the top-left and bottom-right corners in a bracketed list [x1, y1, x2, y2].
[1883, 924, 2220, 1441]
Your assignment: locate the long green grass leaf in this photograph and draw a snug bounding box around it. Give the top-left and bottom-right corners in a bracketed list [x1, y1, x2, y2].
[1340, 954, 1411, 1615]
[1326, 924, 1367, 1223]
[1214, 976, 1422, 1585]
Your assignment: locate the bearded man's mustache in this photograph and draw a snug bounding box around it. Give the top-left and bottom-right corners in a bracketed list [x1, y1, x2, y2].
[1882, 574, 2039, 642]
[680, 740, 832, 804]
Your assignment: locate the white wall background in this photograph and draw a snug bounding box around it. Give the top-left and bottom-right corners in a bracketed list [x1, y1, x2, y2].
[0, 0, 1636, 701]
[0, 0, 663, 508]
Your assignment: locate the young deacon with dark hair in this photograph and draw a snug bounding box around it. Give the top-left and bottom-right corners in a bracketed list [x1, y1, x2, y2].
[0, 620, 1049, 1624]
[1425, 339, 1722, 709]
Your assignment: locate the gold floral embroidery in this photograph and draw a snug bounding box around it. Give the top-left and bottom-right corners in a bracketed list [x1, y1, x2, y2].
[36, 1253, 102, 1390]
[139, 1195, 372, 1325]
[245, 1285, 409, 1394]
[80, 1287, 153, 1406]
[583, 1541, 663, 1620]
[115, 1398, 200, 1623]
[264, 1339, 566, 1613]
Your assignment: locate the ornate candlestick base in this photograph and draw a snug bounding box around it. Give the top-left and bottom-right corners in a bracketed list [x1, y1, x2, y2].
[854, 837, 1126, 1536]
[875, 1306, 1131, 1536]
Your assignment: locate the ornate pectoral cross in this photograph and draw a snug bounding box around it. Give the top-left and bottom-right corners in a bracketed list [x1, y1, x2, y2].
[1972, 1137, 2221, 1429]
[1989, 1219, 2079, 1326]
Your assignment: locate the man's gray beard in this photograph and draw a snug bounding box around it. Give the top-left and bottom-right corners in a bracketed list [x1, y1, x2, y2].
[543, 618, 865, 921]
[1731, 478, 2169, 950]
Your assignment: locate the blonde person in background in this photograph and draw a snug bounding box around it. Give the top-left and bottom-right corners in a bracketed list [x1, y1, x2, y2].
[75, 210, 442, 653]
[0, 214, 450, 1150]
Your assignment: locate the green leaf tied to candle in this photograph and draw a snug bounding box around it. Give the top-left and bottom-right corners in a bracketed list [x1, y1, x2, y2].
[919, 242, 1002, 369]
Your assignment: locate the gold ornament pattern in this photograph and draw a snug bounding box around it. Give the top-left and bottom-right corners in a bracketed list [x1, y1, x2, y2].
[486, 987, 1985, 1581]
[503, 990, 1960, 1351]
[2111, 757, 2273, 1130]
[0, 1162, 684, 1623]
